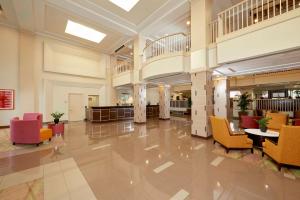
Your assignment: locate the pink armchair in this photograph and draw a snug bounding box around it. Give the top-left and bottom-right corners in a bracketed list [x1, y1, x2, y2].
[10, 113, 52, 146]
[10, 117, 41, 145]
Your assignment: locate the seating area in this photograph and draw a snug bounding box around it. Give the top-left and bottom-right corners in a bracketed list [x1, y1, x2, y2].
[210, 111, 300, 170]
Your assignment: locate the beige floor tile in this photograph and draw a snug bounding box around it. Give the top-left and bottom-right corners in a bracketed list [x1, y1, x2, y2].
[44, 173, 70, 200]
[0, 166, 43, 190]
[44, 161, 61, 177]
[69, 185, 97, 200]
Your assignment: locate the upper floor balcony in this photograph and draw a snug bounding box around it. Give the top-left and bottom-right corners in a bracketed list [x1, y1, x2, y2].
[112, 60, 133, 87]
[142, 33, 191, 80]
[210, 0, 300, 64]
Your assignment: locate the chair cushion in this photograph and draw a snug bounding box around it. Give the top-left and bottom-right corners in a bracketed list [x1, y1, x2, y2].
[40, 128, 52, 141]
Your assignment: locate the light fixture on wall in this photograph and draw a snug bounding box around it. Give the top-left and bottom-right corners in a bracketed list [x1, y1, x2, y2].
[109, 0, 140, 12]
[65, 20, 106, 43]
[186, 21, 191, 26]
[254, 18, 258, 23]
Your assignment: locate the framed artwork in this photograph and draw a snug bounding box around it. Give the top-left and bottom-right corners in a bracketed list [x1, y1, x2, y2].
[0, 89, 15, 110]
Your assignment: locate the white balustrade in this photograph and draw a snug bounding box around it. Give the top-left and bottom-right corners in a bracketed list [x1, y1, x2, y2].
[114, 61, 133, 75]
[143, 33, 191, 62]
[255, 98, 300, 112]
[209, 0, 300, 42]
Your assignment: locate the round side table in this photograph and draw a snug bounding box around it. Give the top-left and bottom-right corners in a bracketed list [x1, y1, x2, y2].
[48, 123, 65, 135]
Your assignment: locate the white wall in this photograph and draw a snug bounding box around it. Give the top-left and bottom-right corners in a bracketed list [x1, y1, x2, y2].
[146, 87, 159, 105]
[0, 25, 112, 125]
[217, 10, 300, 64]
[142, 54, 190, 80]
[0, 27, 19, 126]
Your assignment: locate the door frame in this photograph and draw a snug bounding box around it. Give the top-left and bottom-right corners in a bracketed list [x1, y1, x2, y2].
[68, 93, 84, 122]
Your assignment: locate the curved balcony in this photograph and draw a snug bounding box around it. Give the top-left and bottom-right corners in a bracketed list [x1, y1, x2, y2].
[112, 61, 133, 87]
[142, 33, 191, 80]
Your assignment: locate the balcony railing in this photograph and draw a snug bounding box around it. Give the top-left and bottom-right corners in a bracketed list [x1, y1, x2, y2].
[217, 0, 300, 36]
[254, 98, 300, 112]
[209, 20, 218, 43]
[114, 61, 133, 75]
[143, 33, 191, 62]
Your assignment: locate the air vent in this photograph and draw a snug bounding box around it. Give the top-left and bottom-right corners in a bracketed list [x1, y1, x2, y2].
[115, 45, 125, 53]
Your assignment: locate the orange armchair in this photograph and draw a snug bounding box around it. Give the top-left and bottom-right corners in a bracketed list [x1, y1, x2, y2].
[263, 126, 300, 170]
[266, 112, 288, 132]
[210, 116, 253, 153]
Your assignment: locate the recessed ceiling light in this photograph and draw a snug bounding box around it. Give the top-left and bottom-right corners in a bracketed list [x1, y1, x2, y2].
[65, 20, 106, 43]
[109, 0, 140, 12]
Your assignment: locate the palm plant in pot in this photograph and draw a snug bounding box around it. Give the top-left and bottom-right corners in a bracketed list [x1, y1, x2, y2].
[237, 92, 252, 118]
[257, 117, 272, 132]
[51, 112, 64, 124]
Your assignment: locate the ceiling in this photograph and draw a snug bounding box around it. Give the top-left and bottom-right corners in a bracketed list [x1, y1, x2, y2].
[215, 49, 300, 76]
[0, 0, 246, 54]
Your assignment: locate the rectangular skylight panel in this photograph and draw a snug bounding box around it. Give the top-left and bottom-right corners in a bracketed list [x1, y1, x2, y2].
[65, 20, 106, 43]
[109, 0, 140, 12]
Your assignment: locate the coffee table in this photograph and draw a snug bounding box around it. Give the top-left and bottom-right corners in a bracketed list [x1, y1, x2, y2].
[244, 129, 279, 148]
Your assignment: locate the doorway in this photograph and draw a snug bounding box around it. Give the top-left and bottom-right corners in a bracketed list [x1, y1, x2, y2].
[88, 95, 99, 107]
[68, 93, 84, 121]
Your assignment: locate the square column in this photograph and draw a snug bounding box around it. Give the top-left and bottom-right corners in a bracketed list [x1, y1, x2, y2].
[191, 71, 214, 138]
[159, 85, 170, 120]
[134, 83, 146, 123]
[214, 78, 230, 118]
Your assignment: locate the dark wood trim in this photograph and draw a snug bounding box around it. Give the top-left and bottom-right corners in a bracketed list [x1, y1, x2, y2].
[134, 121, 146, 124]
[213, 140, 253, 154]
[0, 125, 9, 129]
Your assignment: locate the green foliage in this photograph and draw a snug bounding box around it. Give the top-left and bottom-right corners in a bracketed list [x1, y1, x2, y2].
[51, 112, 64, 120]
[237, 92, 252, 112]
[257, 117, 272, 128]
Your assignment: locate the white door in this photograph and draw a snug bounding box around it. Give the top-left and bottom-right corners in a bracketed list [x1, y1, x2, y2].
[68, 93, 84, 121]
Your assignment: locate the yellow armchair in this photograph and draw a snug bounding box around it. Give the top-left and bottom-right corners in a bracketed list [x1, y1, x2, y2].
[210, 116, 253, 153]
[266, 112, 288, 132]
[263, 125, 300, 170]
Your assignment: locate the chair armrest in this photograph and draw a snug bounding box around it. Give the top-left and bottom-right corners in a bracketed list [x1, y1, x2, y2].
[265, 138, 278, 145]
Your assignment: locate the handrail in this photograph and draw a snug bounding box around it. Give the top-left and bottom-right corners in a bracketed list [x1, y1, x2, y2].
[254, 98, 300, 112]
[143, 33, 191, 62]
[114, 60, 133, 75]
[216, 0, 300, 37]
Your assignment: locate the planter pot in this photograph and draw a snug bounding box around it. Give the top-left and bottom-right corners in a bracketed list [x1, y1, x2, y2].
[54, 118, 59, 124]
[238, 111, 248, 119]
[260, 126, 267, 132]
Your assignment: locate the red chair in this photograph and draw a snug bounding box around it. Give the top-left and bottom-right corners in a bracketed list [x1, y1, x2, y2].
[294, 119, 300, 126]
[241, 116, 262, 129]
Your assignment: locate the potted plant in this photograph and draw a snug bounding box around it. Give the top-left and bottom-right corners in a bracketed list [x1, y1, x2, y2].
[51, 112, 64, 124]
[237, 92, 252, 118]
[257, 117, 272, 132]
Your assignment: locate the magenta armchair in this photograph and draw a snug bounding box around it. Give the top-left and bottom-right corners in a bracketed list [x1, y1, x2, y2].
[241, 116, 262, 129]
[10, 117, 41, 145]
[10, 113, 52, 146]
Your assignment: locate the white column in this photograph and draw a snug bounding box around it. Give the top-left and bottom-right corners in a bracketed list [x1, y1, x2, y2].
[159, 85, 170, 120]
[133, 83, 146, 123]
[191, 0, 213, 138]
[133, 35, 147, 123]
[214, 78, 230, 118]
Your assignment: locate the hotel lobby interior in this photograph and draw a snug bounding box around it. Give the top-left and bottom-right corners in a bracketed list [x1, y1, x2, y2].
[0, 0, 300, 199]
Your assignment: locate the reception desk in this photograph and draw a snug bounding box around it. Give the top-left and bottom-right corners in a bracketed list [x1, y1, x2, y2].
[86, 105, 159, 122]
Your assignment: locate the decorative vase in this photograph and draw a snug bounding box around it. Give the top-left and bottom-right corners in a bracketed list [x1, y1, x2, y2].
[260, 126, 267, 132]
[54, 118, 59, 124]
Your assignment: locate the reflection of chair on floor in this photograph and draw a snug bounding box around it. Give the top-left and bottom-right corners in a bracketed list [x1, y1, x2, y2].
[210, 116, 253, 153]
[263, 126, 300, 170]
[10, 113, 52, 146]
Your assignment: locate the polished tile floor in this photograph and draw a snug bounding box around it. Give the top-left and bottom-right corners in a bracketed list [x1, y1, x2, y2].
[0, 117, 300, 200]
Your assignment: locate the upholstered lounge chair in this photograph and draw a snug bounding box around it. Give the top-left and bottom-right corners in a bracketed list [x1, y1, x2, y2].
[263, 125, 300, 170]
[210, 116, 253, 153]
[266, 112, 288, 132]
[10, 113, 52, 146]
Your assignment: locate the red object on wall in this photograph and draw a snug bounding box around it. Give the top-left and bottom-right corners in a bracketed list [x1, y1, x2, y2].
[0, 89, 14, 110]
